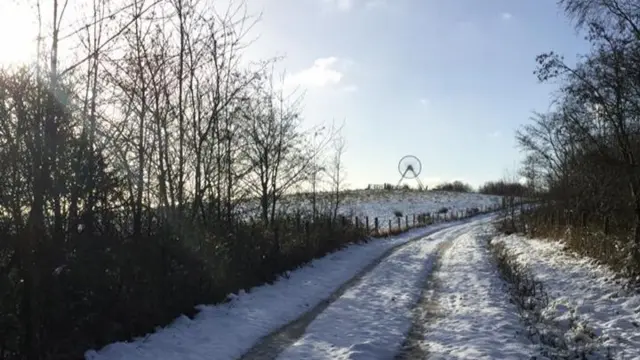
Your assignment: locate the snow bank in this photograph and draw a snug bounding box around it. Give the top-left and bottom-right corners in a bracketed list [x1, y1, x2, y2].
[494, 234, 640, 359]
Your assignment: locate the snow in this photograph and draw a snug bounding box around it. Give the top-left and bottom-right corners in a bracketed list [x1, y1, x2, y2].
[274, 217, 494, 360]
[84, 218, 474, 360]
[421, 225, 534, 359]
[86, 203, 640, 360]
[493, 234, 640, 359]
[328, 191, 501, 227]
[238, 190, 502, 230]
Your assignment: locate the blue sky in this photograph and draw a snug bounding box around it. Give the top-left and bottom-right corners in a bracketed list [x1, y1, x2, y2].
[243, 0, 591, 189]
[0, 0, 592, 190]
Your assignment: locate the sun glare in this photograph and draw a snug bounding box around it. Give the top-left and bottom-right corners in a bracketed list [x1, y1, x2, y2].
[0, 2, 39, 67]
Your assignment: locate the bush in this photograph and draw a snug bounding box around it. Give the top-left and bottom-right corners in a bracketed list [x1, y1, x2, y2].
[515, 204, 640, 279]
[0, 211, 369, 360]
[433, 181, 473, 193]
[489, 238, 607, 358]
[479, 181, 528, 197]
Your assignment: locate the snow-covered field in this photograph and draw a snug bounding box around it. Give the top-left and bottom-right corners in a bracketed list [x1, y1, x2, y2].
[493, 234, 640, 359]
[240, 190, 502, 230]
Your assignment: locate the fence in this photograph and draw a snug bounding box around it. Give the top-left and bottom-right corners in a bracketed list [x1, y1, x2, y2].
[367, 203, 504, 237]
[517, 204, 625, 237]
[514, 202, 640, 275]
[246, 203, 506, 241]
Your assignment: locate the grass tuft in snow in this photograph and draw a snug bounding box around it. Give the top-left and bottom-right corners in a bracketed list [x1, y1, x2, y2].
[516, 206, 640, 283]
[489, 238, 613, 359]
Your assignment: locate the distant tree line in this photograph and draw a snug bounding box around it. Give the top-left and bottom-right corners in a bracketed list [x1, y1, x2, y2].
[515, 0, 640, 274]
[365, 183, 428, 191]
[478, 181, 528, 197]
[365, 180, 533, 197]
[432, 181, 474, 193]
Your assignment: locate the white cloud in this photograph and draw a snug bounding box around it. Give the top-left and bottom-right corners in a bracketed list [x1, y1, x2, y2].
[488, 131, 501, 138]
[419, 98, 430, 106]
[283, 57, 347, 90]
[501, 12, 513, 20]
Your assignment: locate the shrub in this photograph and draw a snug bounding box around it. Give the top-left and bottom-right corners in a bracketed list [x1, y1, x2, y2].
[0, 211, 369, 360]
[433, 181, 473, 193]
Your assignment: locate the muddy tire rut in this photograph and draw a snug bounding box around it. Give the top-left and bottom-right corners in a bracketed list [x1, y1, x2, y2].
[238, 226, 454, 360]
[394, 240, 453, 360]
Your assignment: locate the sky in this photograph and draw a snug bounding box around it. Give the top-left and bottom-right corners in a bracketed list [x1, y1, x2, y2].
[0, 0, 592, 190]
[240, 0, 592, 189]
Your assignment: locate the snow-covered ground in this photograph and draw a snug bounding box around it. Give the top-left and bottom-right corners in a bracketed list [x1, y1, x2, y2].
[85, 218, 477, 360]
[87, 207, 640, 360]
[493, 234, 640, 359]
[275, 218, 493, 360]
[239, 190, 502, 230]
[421, 225, 534, 359]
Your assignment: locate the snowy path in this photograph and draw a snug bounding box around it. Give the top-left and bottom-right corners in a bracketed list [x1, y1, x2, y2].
[272, 220, 489, 360]
[494, 234, 640, 359]
[86, 214, 494, 360]
[418, 225, 534, 359]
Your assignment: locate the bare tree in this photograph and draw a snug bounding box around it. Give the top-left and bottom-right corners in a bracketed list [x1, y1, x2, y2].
[240, 70, 315, 225]
[327, 125, 347, 221]
[0, 1, 372, 358]
[534, 19, 640, 249]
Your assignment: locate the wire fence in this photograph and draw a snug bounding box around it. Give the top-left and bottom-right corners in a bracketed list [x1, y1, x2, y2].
[247, 202, 507, 241]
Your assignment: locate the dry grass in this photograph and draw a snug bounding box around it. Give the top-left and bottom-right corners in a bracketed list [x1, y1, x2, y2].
[516, 209, 640, 284]
[489, 238, 613, 359]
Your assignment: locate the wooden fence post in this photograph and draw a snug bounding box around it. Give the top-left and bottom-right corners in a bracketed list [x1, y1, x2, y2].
[366, 216, 369, 232]
[355, 216, 360, 229]
[397, 217, 401, 231]
[405, 215, 409, 229]
[375, 217, 379, 234]
[389, 219, 392, 233]
[413, 214, 416, 226]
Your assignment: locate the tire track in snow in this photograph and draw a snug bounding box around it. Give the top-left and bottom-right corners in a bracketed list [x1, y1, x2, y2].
[273, 222, 480, 360]
[395, 240, 453, 360]
[419, 226, 535, 359]
[240, 216, 495, 360]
